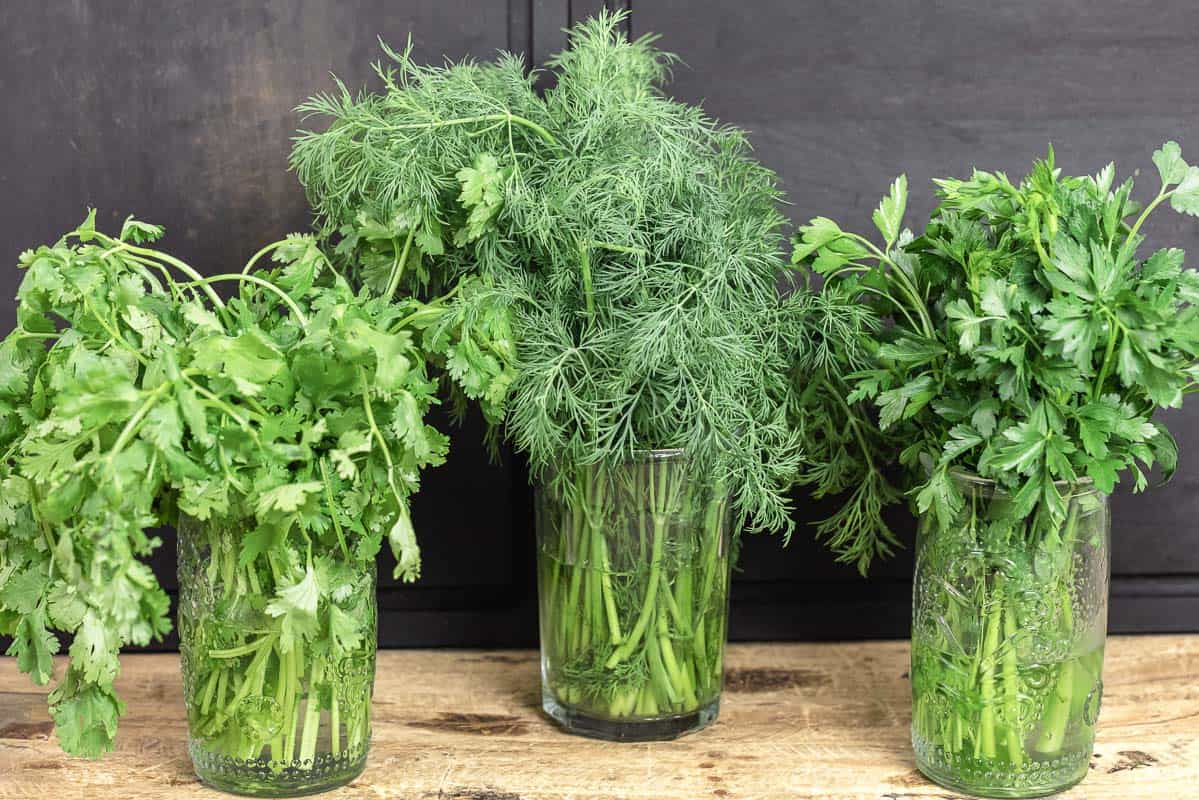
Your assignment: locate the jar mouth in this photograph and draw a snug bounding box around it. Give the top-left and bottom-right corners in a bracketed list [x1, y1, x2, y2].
[918, 453, 1098, 495]
[946, 466, 1098, 495]
[629, 447, 687, 462]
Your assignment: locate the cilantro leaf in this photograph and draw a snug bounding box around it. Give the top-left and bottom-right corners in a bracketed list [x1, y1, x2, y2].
[454, 153, 508, 245]
[1171, 166, 1199, 216]
[1153, 140, 1189, 186]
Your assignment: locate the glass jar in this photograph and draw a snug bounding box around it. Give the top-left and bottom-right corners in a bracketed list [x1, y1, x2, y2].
[910, 472, 1110, 797]
[535, 450, 733, 741]
[177, 515, 376, 796]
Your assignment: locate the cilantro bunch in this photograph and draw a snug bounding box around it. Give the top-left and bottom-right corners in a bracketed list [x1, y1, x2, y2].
[0, 213, 508, 756]
[794, 142, 1199, 567]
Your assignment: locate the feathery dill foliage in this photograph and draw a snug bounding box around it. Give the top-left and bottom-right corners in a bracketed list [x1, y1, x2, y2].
[290, 11, 843, 532]
[778, 277, 901, 573]
[793, 143, 1199, 567]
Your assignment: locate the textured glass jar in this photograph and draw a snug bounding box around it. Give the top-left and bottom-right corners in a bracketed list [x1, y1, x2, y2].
[535, 450, 733, 741]
[910, 473, 1110, 798]
[177, 515, 376, 796]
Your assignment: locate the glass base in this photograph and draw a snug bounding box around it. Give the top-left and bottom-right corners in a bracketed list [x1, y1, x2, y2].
[542, 686, 719, 741]
[912, 729, 1089, 798]
[188, 739, 369, 797]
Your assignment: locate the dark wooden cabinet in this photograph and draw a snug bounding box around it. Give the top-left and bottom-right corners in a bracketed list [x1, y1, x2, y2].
[0, 0, 1195, 646]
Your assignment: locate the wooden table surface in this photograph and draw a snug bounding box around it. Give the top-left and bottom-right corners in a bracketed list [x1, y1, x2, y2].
[0, 636, 1196, 799]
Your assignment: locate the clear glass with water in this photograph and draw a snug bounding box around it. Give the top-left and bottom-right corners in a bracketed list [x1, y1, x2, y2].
[911, 473, 1109, 797]
[535, 451, 733, 741]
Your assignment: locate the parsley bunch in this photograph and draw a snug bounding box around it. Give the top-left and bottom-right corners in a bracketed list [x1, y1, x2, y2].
[0, 213, 508, 756]
[795, 143, 1199, 557]
[795, 143, 1199, 782]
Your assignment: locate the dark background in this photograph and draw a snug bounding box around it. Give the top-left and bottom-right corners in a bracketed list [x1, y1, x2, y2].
[0, 0, 1196, 646]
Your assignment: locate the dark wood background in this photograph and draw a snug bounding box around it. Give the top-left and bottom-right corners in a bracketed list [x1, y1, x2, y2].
[0, 0, 1195, 646]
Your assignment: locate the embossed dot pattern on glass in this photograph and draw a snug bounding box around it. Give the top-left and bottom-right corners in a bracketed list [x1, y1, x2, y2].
[177, 516, 376, 797]
[910, 473, 1110, 798]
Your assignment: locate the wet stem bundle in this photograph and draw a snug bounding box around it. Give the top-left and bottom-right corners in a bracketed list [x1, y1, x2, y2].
[910, 482, 1108, 771]
[538, 457, 730, 719]
[178, 517, 375, 773]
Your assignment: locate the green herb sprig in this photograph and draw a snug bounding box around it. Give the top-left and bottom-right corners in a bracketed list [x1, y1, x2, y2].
[290, 11, 865, 533]
[289, 12, 877, 723]
[793, 142, 1199, 567]
[0, 213, 510, 756]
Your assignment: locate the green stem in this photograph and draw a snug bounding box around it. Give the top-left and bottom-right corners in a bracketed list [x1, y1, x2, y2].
[239, 239, 290, 276]
[1029, 206, 1055, 273]
[358, 369, 410, 525]
[185, 273, 309, 329]
[978, 577, 1002, 760]
[579, 243, 596, 316]
[384, 227, 416, 300]
[106, 381, 173, 465]
[583, 473, 623, 646]
[1117, 188, 1172, 266]
[94, 235, 230, 323]
[1035, 659, 1075, 755]
[208, 634, 274, 659]
[1000, 579, 1024, 768]
[270, 647, 286, 761]
[604, 491, 666, 670]
[657, 611, 697, 709]
[376, 111, 559, 148]
[1035, 499, 1083, 754]
[298, 657, 325, 763]
[692, 489, 726, 692]
[319, 459, 352, 561]
[214, 669, 228, 730]
[661, 576, 691, 637]
[846, 233, 935, 338]
[199, 668, 220, 717]
[330, 683, 341, 756]
[645, 623, 680, 708]
[283, 642, 302, 763]
[80, 296, 151, 367]
[563, 500, 586, 657]
[635, 684, 658, 717]
[388, 282, 461, 332]
[1091, 309, 1132, 401]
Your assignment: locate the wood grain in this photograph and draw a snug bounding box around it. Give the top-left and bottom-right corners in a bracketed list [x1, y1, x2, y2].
[2, 636, 1196, 799]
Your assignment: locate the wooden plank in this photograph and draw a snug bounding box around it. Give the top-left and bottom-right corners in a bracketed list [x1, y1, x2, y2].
[509, 0, 533, 58]
[2, 637, 1196, 798]
[532, 0, 570, 67]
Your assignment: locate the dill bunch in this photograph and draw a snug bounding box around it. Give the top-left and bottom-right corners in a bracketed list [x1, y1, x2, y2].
[290, 11, 852, 533]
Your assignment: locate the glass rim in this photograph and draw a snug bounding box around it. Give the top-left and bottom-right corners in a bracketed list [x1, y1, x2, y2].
[947, 466, 1099, 496]
[918, 453, 1100, 496]
[628, 447, 687, 462]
